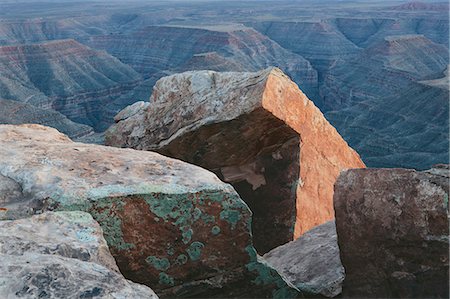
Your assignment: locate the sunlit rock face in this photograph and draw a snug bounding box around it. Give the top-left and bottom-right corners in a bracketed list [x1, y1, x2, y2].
[0, 39, 143, 131]
[0, 124, 299, 298]
[106, 68, 365, 253]
[334, 165, 449, 298]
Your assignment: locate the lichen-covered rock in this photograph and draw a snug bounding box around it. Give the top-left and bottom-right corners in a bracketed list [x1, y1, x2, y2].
[0, 211, 158, 299]
[334, 165, 449, 298]
[0, 124, 299, 298]
[106, 68, 365, 253]
[264, 221, 344, 298]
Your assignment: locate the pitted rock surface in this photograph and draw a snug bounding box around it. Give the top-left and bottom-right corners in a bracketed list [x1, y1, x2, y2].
[334, 165, 449, 298]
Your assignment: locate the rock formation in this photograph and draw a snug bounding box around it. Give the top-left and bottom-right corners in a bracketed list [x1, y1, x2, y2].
[334, 165, 449, 298]
[0, 98, 94, 139]
[0, 211, 158, 298]
[0, 39, 143, 131]
[106, 68, 365, 253]
[264, 221, 344, 298]
[88, 25, 319, 99]
[0, 124, 299, 298]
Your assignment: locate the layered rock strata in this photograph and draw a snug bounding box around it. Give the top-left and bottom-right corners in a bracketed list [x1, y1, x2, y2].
[0, 39, 143, 131]
[334, 165, 449, 298]
[0, 211, 158, 298]
[106, 68, 365, 252]
[0, 98, 94, 139]
[264, 221, 344, 298]
[0, 124, 299, 298]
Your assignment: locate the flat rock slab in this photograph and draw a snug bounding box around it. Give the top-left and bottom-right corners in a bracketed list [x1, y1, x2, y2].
[106, 68, 365, 253]
[0, 211, 158, 299]
[334, 165, 449, 298]
[0, 124, 299, 298]
[264, 221, 344, 298]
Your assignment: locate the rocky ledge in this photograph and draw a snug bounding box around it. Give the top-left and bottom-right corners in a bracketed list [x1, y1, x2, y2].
[0, 211, 158, 298]
[106, 68, 365, 253]
[0, 124, 300, 298]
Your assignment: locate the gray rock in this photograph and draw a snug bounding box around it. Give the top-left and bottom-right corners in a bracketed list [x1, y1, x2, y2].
[264, 221, 344, 298]
[0, 211, 118, 272]
[334, 166, 449, 298]
[0, 211, 158, 299]
[0, 174, 22, 205]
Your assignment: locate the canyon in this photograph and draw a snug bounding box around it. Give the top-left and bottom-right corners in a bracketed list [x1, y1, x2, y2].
[0, 0, 447, 169]
[0, 1, 448, 297]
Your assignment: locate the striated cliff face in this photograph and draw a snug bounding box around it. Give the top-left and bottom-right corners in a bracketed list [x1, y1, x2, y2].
[0, 39, 143, 131]
[0, 98, 93, 139]
[321, 35, 448, 110]
[106, 68, 365, 252]
[88, 25, 318, 100]
[321, 35, 449, 169]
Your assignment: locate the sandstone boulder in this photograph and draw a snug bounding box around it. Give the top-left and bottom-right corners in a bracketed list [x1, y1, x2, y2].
[106, 68, 365, 253]
[0, 124, 299, 298]
[264, 221, 344, 298]
[334, 165, 449, 298]
[0, 211, 158, 299]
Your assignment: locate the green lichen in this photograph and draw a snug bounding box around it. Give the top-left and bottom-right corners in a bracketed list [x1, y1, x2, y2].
[75, 227, 96, 243]
[211, 225, 221, 235]
[146, 256, 170, 271]
[176, 254, 188, 265]
[245, 246, 299, 298]
[246, 256, 299, 299]
[182, 227, 193, 244]
[159, 272, 175, 286]
[51, 197, 134, 251]
[220, 210, 241, 229]
[167, 247, 175, 256]
[186, 241, 204, 261]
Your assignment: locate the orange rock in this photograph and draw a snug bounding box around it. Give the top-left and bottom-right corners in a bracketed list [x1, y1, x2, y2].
[106, 68, 365, 252]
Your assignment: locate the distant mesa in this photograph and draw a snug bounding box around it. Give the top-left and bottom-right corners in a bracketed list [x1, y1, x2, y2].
[106, 68, 365, 253]
[390, 1, 450, 11]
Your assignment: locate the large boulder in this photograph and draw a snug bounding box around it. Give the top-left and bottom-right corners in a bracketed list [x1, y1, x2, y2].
[0, 211, 158, 298]
[264, 221, 344, 298]
[334, 165, 449, 298]
[0, 124, 299, 298]
[106, 68, 365, 253]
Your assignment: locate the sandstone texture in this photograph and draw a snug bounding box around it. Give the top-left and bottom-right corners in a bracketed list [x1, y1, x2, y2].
[0, 124, 299, 298]
[264, 221, 344, 298]
[334, 165, 449, 298]
[0, 211, 158, 299]
[106, 68, 365, 253]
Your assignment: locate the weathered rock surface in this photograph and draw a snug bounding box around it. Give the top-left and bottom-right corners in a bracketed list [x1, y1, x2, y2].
[0, 124, 299, 298]
[334, 165, 449, 298]
[106, 68, 365, 253]
[264, 221, 344, 298]
[0, 98, 94, 139]
[0, 211, 158, 299]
